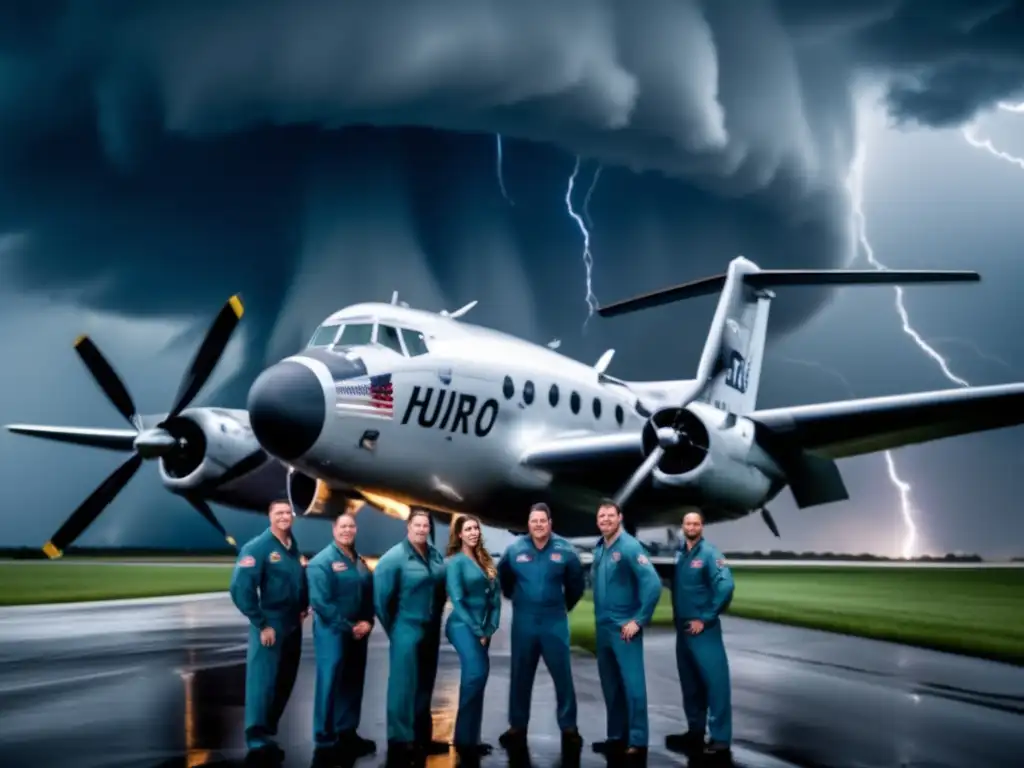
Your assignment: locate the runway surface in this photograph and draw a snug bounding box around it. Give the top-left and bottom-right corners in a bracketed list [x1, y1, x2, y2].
[1, 595, 1022, 768]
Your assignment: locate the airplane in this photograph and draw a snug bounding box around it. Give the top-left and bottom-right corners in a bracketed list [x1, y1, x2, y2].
[4, 297, 396, 559]
[239, 255, 1024, 539]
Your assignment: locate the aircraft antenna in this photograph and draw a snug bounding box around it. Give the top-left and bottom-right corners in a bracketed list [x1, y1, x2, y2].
[390, 290, 399, 305]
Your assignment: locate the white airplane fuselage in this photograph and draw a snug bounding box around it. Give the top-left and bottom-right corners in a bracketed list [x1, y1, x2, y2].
[250, 303, 771, 537]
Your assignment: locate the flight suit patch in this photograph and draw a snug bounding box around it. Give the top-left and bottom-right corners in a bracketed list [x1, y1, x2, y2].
[637, 554, 649, 565]
[611, 552, 621, 562]
[269, 551, 282, 563]
[691, 558, 703, 568]
[332, 561, 347, 572]
[716, 559, 726, 568]
[516, 553, 531, 563]
[238, 555, 255, 568]
[550, 553, 562, 562]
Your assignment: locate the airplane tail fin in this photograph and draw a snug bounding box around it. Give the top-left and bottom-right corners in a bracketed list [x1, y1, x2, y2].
[597, 257, 979, 415]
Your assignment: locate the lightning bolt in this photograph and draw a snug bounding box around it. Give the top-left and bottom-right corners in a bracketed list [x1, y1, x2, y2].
[565, 156, 599, 327]
[848, 143, 976, 559]
[582, 164, 603, 228]
[494, 134, 514, 204]
[961, 102, 1024, 171]
[779, 357, 918, 558]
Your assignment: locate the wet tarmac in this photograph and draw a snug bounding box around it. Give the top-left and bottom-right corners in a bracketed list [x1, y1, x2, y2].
[0, 595, 1022, 768]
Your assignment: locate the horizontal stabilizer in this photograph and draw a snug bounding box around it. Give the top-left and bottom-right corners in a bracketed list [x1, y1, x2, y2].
[597, 267, 980, 318]
[5, 424, 137, 452]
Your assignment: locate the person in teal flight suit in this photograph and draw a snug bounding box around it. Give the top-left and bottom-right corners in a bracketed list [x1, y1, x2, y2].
[665, 510, 735, 767]
[373, 509, 449, 762]
[444, 514, 502, 765]
[229, 499, 310, 765]
[497, 502, 586, 756]
[307, 512, 376, 765]
[590, 499, 663, 764]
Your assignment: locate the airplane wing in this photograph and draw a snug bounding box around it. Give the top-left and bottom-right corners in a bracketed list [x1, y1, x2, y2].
[748, 382, 1024, 459]
[519, 382, 1024, 474]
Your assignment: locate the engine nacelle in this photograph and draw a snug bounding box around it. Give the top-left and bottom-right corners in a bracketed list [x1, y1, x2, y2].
[157, 408, 261, 490]
[642, 405, 780, 511]
[287, 469, 365, 518]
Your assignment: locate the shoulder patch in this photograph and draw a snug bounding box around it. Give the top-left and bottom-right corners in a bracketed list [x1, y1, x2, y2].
[716, 558, 727, 568]
[637, 554, 649, 565]
[269, 551, 282, 563]
[611, 551, 621, 562]
[332, 561, 347, 572]
[550, 552, 562, 562]
[237, 555, 255, 568]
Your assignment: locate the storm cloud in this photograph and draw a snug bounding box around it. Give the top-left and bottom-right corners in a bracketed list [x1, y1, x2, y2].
[0, 0, 1018, 404]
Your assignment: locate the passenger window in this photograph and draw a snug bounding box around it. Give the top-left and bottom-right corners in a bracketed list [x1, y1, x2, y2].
[399, 328, 430, 357]
[308, 324, 340, 347]
[337, 323, 373, 346]
[377, 325, 405, 355]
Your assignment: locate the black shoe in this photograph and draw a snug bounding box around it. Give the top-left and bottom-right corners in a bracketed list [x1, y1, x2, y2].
[591, 739, 625, 756]
[499, 728, 527, 750]
[418, 739, 450, 756]
[624, 746, 648, 766]
[665, 731, 706, 757]
[702, 743, 733, 767]
[475, 743, 494, 756]
[561, 729, 583, 750]
[245, 745, 284, 766]
[386, 741, 417, 767]
[312, 746, 340, 767]
[339, 731, 377, 757]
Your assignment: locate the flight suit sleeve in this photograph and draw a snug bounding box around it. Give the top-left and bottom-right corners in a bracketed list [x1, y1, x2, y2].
[563, 549, 586, 612]
[485, 575, 502, 636]
[360, 564, 375, 627]
[229, 546, 267, 631]
[373, 553, 400, 636]
[498, 549, 516, 599]
[308, 559, 351, 633]
[447, 558, 485, 637]
[700, 547, 735, 623]
[626, 545, 663, 627]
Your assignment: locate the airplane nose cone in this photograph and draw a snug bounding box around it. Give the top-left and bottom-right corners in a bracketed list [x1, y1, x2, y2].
[247, 361, 326, 462]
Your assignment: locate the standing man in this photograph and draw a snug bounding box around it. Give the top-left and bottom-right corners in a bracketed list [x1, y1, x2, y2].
[307, 513, 376, 764]
[590, 499, 662, 764]
[665, 510, 735, 766]
[373, 510, 450, 763]
[497, 502, 586, 755]
[230, 499, 309, 765]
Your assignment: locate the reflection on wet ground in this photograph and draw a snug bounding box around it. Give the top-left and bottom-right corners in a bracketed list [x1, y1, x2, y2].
[0, 596, 1022, 768]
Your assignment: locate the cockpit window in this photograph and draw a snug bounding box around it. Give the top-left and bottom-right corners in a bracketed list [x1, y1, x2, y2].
[377, 325, 404, 355]
[308, 324, 341, 347]
[337, 323, 373, 346]
[399, 328, 429, 357]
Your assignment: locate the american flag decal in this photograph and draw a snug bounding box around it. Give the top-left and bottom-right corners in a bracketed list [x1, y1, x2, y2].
[369, 373, 394, 416]
[335, 373, 395, 420]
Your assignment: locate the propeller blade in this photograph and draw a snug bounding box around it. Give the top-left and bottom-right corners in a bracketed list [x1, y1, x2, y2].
[761, 508, 781, 538]
[205, 449, 268, 491]
[167, 295, 244, 419]
[42, 453, 144, 558]
[73, 336, 138, 428]
[184, 494, 238, 550]
[613, 447, 664, 508]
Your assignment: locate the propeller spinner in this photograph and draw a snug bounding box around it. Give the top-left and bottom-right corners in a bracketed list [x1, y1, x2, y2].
[41, 296, 245, 558]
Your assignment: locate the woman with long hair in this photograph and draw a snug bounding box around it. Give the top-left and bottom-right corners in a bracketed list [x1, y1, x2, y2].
[373, 509, 449, 763]
[444, 514, 502, 764]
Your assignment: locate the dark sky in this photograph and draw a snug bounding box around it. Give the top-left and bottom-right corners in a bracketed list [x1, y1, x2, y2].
[1, 0, 1023, 558]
